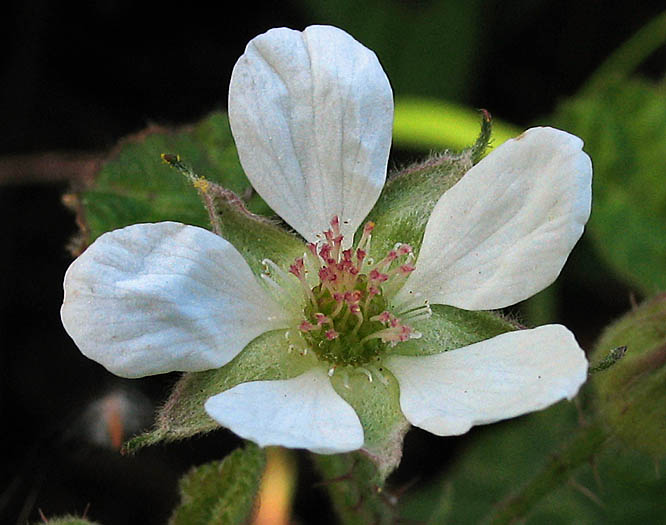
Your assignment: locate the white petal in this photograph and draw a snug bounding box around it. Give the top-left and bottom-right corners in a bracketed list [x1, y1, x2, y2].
[394, 127, 592, 310]
[61, 222, 290, 378]
[386, 325, 588, 436]
[205, 367, 364, 453]
[229, 25, 393, 242]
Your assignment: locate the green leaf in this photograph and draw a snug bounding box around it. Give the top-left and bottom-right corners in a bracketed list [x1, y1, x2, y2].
[73, 112, 262, 247]
[124, 329, 317, 452]
[169, 444, 266, 525]
[553, 78, 666, 293]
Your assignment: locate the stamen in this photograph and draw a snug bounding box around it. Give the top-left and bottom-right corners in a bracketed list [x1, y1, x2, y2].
[371, 366, 389, 386]
[358, 221, 374, 251]
[397, 243, 413, 256]
[288, 258, 302, 277]
[262, 258, 290, 281]
[357, 367, 373, 382]
[314, 313, 332, 326]
[330, 215, 341, 236]
[396, 303, 432, 321]
[299, 320, 315, 332]
[371, 311, 392, 324]
[261, 274, 303, 307]
[369, 269, 389, 282]
[287, 215, 422, 367]
[330, 294, 345, 319]
[351, 310, 364, 335]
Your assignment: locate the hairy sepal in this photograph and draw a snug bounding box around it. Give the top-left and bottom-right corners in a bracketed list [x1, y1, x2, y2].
[124, 330, 315, 452]
[364, 112, 492, 260]
[194, 179, 305, 279]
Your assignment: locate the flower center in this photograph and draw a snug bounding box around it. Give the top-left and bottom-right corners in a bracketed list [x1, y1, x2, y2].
[283, 216, 430, 367]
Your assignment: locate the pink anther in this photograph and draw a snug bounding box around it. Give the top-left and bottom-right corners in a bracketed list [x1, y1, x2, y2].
[288, 257, 305, 278]
[399, 264, 416, 275]
[397, 244, 413, 256]
[299, 320, 315, 332]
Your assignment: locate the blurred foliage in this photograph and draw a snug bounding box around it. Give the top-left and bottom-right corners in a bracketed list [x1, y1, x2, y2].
[169, 444, 266, 525]
[400, 402, 666, 524]
[393, 98, 520, 151]
[553, 78, 666, 294]
[300, 0, 484, 102]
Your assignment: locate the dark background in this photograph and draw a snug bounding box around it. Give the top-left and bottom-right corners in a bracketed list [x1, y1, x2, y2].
[1, 1, 663, 524]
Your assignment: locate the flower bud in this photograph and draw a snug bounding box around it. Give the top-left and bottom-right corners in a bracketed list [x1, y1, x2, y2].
[592, 293, 666, 458]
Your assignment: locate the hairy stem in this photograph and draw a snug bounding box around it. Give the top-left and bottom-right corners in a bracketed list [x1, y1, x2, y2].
[312, 452, 397, 525]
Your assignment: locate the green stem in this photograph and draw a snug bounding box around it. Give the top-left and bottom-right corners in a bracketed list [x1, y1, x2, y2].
[312, 452, 397, 525]
[486, 420, 611, 525]
[582, 10, 666, 94]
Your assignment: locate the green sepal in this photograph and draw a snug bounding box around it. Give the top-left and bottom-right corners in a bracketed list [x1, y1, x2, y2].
[364, 111, 492, 259]
[184, 176, 305, 279]
[124, 330, 316, 452]
[169, 444, 266, 525]
[330, 367, 409, 481]
[392, 304, 519, 357]
[69, 112, 261, 250]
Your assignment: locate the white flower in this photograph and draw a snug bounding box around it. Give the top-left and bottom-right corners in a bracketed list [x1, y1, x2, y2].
[61, 25, 592, 455]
